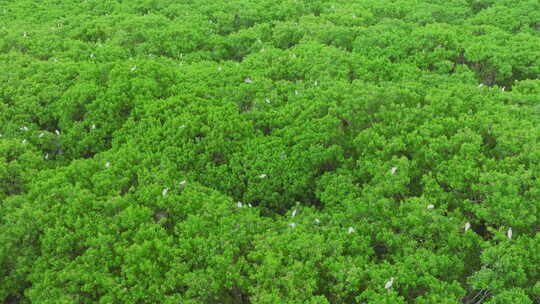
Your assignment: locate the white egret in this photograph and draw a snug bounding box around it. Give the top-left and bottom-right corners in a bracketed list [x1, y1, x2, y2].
[295, 90, 299, 95]
[179, 180, 187, 185]
[292, 209, 297, 217]
[45, 153, 49, 160]
[91, 124, 96, 129]
[478, 83, 484, 88]
[265, 99, 271, 104]
[23, 32, 27, 37]
[90, 53, 95, 58]
[348, 227, 355, 234]
[105, 161, 110, 168]
[162, 188, 169, 196]
[248, 203, 253, 207]
[385, 277, 394, 289]
[55, 129, 60, 135]
[22, 139, 27, 144]
[237, 202, 243, 208]
[288, 223, 296, 229]
[427, 204, 435, 209]
[38, 132, 44, 138]
[131, 66, 137, 72]
[314, 218, 320, 224]
[464, 222, 471, 232]
[244, 78, 253, 84]
[507, 227, 512, 239]
[390, 167, 397, 175]
[20, 126, 28, 131]
[259, 174, 267, 179]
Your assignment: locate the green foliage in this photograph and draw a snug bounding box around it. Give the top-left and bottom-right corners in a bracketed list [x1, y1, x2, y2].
[1, 0, 539, 303]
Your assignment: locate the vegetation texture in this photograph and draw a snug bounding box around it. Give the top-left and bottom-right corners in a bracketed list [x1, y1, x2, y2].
[1, 0, 540, 303]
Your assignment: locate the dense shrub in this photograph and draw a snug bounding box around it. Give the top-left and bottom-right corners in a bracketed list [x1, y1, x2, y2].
[1, 0, 539, 303]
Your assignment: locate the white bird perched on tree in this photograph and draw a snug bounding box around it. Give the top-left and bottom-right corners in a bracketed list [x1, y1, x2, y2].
[91, 124, 96, 129]
[288, 223, 296, 229]
[20, 126, 29, 131]
[292, 209, 297, 217]
[244, 78, 253, 84]
[179, 180, 187, 185]
[131, 66, 137, 72]
[390, 167, 397, 175]
[162, 188, 169, 196]
[259, 173, 267, 179]
[22, 139, 27, 144]
[464, 222, 471, 232]
[427, 204, 435, 209]
[348, 227, 355, 234]
[248, 203, 253, 207]
[237, 202, 243, 208]
[23, 32, 27, 37]
[507, 227, 512, 239]
[55, 129, 60, 135]
[385, 277, 395, 289]
[105, 161, 110, 168]
[314, 218, 320, 224]
[38, 132, 44, 138]
[45, 153, 49, 160]
[478, 83, 484, 88]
